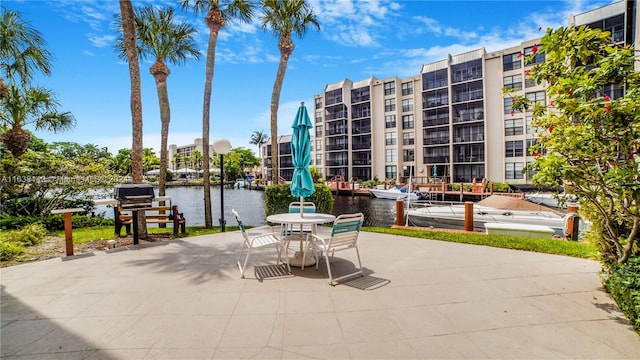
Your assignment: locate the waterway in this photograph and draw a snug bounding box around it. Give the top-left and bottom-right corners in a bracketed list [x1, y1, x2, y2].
[96, 186, 398, 227]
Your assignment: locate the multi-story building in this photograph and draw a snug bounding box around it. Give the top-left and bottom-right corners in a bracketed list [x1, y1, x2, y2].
[168, 138, 214, 170]
[263, 0, 637, 185]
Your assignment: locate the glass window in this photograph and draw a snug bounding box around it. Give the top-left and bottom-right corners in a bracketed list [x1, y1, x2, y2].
[401, 82, 413, 96]
[504, 118, 524, 136]
[315, 154, 322, 166]
[403, 132, 414, 145]
[385, 98, 396, 112]
[385, 165, 397, 180]
[503, 52, 522, 71]
[314, 97, 322, 109]
[526, 114, 540, 134]
[315, 139, 322, 151]
[385, 115, 396, 128]
[403, 149, 414, 162]
[402, 114, 414, 129]
[385, 132, 396, 145]
[384, 81, 395, 95]
[504, 97, 515, 114]
[385, 149, 397, 162]
[524, 45, 545, 65]
[402, 99, 413, 112]
[505, 140, 524, 157]
[504, 74, 522, 90]
[526, 90, 546, 105]
[506, 162, 524, 179]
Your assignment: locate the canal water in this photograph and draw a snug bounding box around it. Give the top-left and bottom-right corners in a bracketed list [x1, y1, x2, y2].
[96, 186, 398, 227]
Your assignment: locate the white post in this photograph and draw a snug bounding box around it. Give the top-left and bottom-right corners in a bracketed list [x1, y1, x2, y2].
[405, 164, 413, 226]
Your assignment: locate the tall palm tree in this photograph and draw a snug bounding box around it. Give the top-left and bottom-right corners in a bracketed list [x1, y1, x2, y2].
[249, 129, 268, 176]
[0, 84, 74, 157]
[116, 5, 200, 201]
[179, 0, 254, 228]
[260, 0, 319, 184]
[118, 0, 146, 237]
[0, 6, 52, 95]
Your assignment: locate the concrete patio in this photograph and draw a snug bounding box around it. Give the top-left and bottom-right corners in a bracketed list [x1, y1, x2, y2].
[2, 230, 639, 359]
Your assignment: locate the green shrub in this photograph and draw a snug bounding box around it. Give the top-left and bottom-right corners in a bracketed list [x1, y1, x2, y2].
[3, 223, 47, 246]
[264, 183, 334, 216]
[604, 257, 640, 331]
[1, 214, 114, 231]
[0, 241, 24, 261]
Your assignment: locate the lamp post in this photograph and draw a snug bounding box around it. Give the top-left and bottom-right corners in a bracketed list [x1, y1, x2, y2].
[213, 138, 231, 232]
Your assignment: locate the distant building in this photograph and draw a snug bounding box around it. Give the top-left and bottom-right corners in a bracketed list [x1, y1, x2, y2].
[168, 138, 214, 171]
[262, 0, 638, 184]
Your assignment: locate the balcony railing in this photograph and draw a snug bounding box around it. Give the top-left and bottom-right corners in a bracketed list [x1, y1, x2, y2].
[352, 142, 371, 150]
[326, 144, 348, 151]
[326, 159, 349, 166]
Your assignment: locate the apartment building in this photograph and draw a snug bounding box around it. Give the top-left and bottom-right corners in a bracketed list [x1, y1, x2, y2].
[168, 138, 214, 170]
[263, 0, 637, 184]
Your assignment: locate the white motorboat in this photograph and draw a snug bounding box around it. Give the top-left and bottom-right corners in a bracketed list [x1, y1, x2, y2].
[405, 195, 572, 236]
[524, 192, 578, 209]
[370, 187, 420, 201]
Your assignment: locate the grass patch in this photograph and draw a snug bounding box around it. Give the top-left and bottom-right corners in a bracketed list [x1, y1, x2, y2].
[49, 225, 232, 243]
[364, 227, 598, 260]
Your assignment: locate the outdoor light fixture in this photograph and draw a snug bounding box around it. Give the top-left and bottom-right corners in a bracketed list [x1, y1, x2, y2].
[213, 138, 231, 232]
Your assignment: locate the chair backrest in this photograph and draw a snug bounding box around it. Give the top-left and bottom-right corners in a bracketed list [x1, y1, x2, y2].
[232, 209, 249, 242]
[289, 202, 316, 214]
[328, 213, 364, 249]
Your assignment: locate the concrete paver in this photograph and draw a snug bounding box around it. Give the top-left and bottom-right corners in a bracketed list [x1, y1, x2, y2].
[1, 231, 639, 359]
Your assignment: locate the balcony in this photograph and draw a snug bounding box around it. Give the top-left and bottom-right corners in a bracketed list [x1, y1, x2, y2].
[352, 142, 371, 150]
[326, 144, 348, 151]
[326, 159, 349, 166]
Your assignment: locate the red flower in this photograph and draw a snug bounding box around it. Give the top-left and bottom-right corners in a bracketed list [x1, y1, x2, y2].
[510, 110, 515, 117]
[512, 97, 518, 103]
[549, 100, 554, 107]
[532, 44, 538, 54]
[517, 51, 524, 58]
[533, 152, 542, 159]
[604, 104, 611, 114]
[548, 124, 554, 133]
[603, 95, 610, 101]
[557, 89, 563, 94]
[567, 89, 573, 95]
[524, 69, 531, 77]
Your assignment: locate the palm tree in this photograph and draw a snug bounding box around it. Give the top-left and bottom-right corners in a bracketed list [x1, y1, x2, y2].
[0, 84, 74, 157]
[260, 0, 319, 184]
[116, 5, 200, 202]
[179, 0, 254, 228]
[0, 6, 52, 95]
[249, 129, 268, 176]
[118, 0, 146, 238]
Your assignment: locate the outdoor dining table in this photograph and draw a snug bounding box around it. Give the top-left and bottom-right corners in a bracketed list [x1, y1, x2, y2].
[266, 212, 336, 267]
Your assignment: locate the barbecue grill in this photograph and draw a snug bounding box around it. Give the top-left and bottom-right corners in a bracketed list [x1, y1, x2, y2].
[114, 184, 155, 210]
[114, 184, 155, 244]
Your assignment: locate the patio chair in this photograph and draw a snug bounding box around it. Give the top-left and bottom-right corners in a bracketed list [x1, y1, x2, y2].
[232, 209, 290, 278]
[303, 213, 365, 285]
[284, 201, 317, 249]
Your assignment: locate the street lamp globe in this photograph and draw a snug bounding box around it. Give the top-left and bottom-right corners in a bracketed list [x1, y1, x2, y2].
[213, 138, 231, 155]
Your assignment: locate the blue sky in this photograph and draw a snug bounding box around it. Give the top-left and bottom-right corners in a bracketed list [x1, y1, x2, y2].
[6, 0, 610, 156]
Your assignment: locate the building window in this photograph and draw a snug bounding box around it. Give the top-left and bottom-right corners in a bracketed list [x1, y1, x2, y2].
[315, 139, 322, 151]
[385, 132, 396, 145]
[402, 114, 414, 129]
[385, 165, 397, 180]
[403, 132, 414, 145]
[385, 149, 397, 162]
[505, 140, 524, 157]
[503, 74, 522, 91]
[503, 52, 522, 71]
[315, 154, 322, 166]
[525, 77, 538, 88]
[324, 89, 342, 105]
[315, 97, 322, 109]
[402, 99, 413, 112]
[401, 82, 413, 96]
[526, 114, 540, 134]
[403, 149, 414, 162]
[385, 115, 396, 128]
[384, 81, 395, 95]
[506, 162, 524, 179]
[524, 45, 545, 65]
[384, 98, 396, 112]
[504, 97, 515, 114]
[504, 118, 523, 136]
[526, 90, 546, 106]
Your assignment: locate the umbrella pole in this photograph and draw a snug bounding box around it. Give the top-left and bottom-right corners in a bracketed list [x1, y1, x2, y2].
[300, 196, 304, 217]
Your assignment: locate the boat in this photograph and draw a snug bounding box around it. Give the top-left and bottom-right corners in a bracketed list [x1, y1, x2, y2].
[234, 178, 245, 188]
[370, 187, 420, 201]
[524, 192, 577, 209]
[405, 194, 573, 236]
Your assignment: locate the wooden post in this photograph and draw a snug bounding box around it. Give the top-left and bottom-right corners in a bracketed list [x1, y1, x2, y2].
[395, 199, 405, 226]
[566, 205, 580, 240]
[490, 182, 494, 195]
[464, 202, 474, 232]
[50, 208, 84, 256]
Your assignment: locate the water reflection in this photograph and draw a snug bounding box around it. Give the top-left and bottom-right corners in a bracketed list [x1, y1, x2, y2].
[95, 186, 397, 227]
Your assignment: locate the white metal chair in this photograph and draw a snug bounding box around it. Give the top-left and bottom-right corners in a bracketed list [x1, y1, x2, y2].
[232, 209, 290, 278]
[283, 202, 317, 250]
[304, 213, 365, 285]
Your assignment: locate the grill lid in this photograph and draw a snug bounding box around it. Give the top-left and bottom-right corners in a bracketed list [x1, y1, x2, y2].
[114, 184, 155, 200]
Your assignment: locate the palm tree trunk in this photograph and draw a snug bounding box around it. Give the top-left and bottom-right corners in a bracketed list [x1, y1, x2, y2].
[270, 54, 290, 184]
[119, 0, 147, 238]
[155, 73, 170, 228]
[202, 27, 220, 228]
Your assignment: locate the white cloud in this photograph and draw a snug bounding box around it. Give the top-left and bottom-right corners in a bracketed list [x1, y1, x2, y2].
[87, 33, 116, 48]
[83, 50, 95, 57]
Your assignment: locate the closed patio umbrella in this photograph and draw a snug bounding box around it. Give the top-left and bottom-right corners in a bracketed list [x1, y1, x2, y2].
[290, 102, 315, 216]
